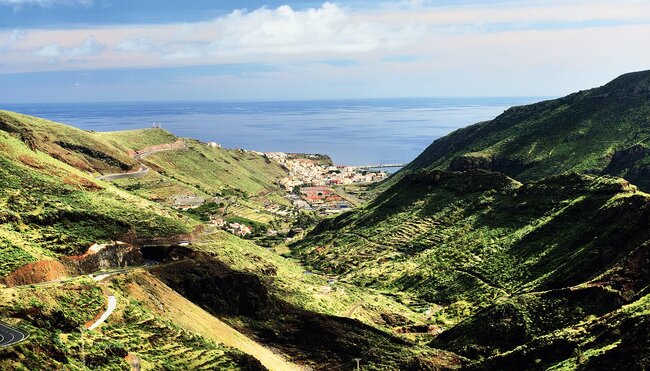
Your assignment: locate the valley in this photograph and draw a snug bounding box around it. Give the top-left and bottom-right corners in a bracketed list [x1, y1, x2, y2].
[2, 70, 650, 370]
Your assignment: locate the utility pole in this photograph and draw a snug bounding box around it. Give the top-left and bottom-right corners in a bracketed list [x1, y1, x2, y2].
[354, 358, 361, 370]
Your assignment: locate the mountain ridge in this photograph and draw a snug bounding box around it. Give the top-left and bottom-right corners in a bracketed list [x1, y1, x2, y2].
[398, 69, 650, 191]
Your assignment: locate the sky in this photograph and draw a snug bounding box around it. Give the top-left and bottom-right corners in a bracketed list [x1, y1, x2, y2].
[1, 0, 650, 103]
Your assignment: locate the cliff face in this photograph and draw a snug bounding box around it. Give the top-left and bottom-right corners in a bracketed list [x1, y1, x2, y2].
[65, 242, 143, 274]
[0, 241, 141, 286]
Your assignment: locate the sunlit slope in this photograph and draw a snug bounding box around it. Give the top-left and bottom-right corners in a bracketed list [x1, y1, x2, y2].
[96, 128, 178, 151]
[143, 139, 288, 196]
[0, 276, 263, 370]
[398, 70, 650, 190]
[0, 124, 192, 278]
[295, 170, 648, 315]
[294, 168, 650, 368]
[0, 110, 139, 174]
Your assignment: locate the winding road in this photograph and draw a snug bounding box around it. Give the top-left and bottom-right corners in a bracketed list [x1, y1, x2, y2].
[88, 295, 117, 331]
[97, 143, 185, 181]
[0, 322, 28, 347]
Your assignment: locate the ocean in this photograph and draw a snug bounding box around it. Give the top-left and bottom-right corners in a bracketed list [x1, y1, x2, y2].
[2, 97, 541, 166]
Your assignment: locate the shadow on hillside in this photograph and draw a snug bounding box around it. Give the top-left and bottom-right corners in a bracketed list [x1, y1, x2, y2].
[150, 251, 463, 371]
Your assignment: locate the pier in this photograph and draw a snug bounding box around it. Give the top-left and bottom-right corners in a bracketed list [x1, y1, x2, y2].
[340, 163, 408, 170]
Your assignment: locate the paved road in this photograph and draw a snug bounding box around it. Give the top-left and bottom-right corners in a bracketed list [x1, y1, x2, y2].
[0, 322, 28, 347]
[88, 295, 117, 331]
[97, 144, 185, 181]
[98, 165, 149, 181]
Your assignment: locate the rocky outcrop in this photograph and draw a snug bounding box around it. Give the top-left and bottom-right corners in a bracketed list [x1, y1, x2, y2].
[602, 144, 650, 190]
[117, 225, 203, 247]
[65, 241, 143, 274]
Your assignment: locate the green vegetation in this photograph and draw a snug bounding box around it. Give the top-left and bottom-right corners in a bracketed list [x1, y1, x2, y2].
[96, 128, 178, 151]
[292, 71, 650, 369]
[0, 110, 138, 174]
[295, 169, 650, 367]
[196, 231, 425, 326]
[4, 70, 650, 370]
[106, 135, 290, 223]
[0, 279, 261, 370]
[153, 240, 461, 370]
[0, 130, 192, 276]
[145, 140, 286, 197]
[397, 70, 650, 191]
[0, 110, 435, 369]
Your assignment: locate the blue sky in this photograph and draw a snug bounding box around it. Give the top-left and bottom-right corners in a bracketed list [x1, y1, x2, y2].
[1, 0, 650, 102]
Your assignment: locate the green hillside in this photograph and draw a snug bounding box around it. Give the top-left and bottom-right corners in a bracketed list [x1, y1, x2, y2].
[0, 128, 192, 278]
[143, 139, 287, 197]
[293, 169, 650, 368]
[96, 128, 178, 151]
[400, 70, 650, 190]
[0, 111, 432, 370]
[6, 66, 650, 370]
[0, 110, 139, 174]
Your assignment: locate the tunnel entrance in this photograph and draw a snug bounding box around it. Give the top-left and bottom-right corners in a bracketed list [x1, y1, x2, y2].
[140, 245, 194, 262]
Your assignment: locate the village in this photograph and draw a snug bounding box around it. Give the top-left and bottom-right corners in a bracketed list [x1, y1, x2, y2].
[262, 151, 389, 214]
[165, 144, 392, 239]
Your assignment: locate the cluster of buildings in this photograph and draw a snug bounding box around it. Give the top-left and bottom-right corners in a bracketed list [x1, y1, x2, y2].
[261, 152, 388, 213]
[262, 152, 389, 191]
[208, 218, 253, 237]
[300, 186, 351, 212]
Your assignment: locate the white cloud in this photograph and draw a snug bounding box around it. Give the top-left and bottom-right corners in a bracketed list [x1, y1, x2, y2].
[161, 3, 424, 60]
[114, 38, 154, 53]
[34, 36, 104, 59]
[2, 0, 650, 99]
[0, 29, 27, 54]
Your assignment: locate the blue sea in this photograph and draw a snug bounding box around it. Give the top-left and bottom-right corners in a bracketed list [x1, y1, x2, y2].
[2, 98, 541, 166]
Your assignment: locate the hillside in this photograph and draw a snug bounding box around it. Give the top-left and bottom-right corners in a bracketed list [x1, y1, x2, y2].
[293, 169, 650, 368]
[6, 70, 650, 369]
[0, 111, 438, 370]
[0, 110, 139, 174]
[96, 129, 290, 226]
[399, 70, 650, 191]
[0, 127, 192, 278]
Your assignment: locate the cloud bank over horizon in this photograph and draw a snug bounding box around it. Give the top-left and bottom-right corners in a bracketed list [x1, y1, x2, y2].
[1, 0, 650, 102]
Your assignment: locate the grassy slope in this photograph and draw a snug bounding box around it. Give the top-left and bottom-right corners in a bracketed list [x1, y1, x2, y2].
[197, 231, 425, 327]
[97, 128, 288, 198]
[102, 134, 291, 222]
[95, 128, 178, 151]
[397, 70, 650, 191]
[144, 139, 287, 197]
[293, 169, 650, 367]
[0, 110, 138, 174]
[0, 129, 192, 277]
[124, 270, 300, 371]
[0, 115, 286, 369]
[0, 111, 438, 369]
[0, 278, 261, 370]
[151, 244, 461, 370]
